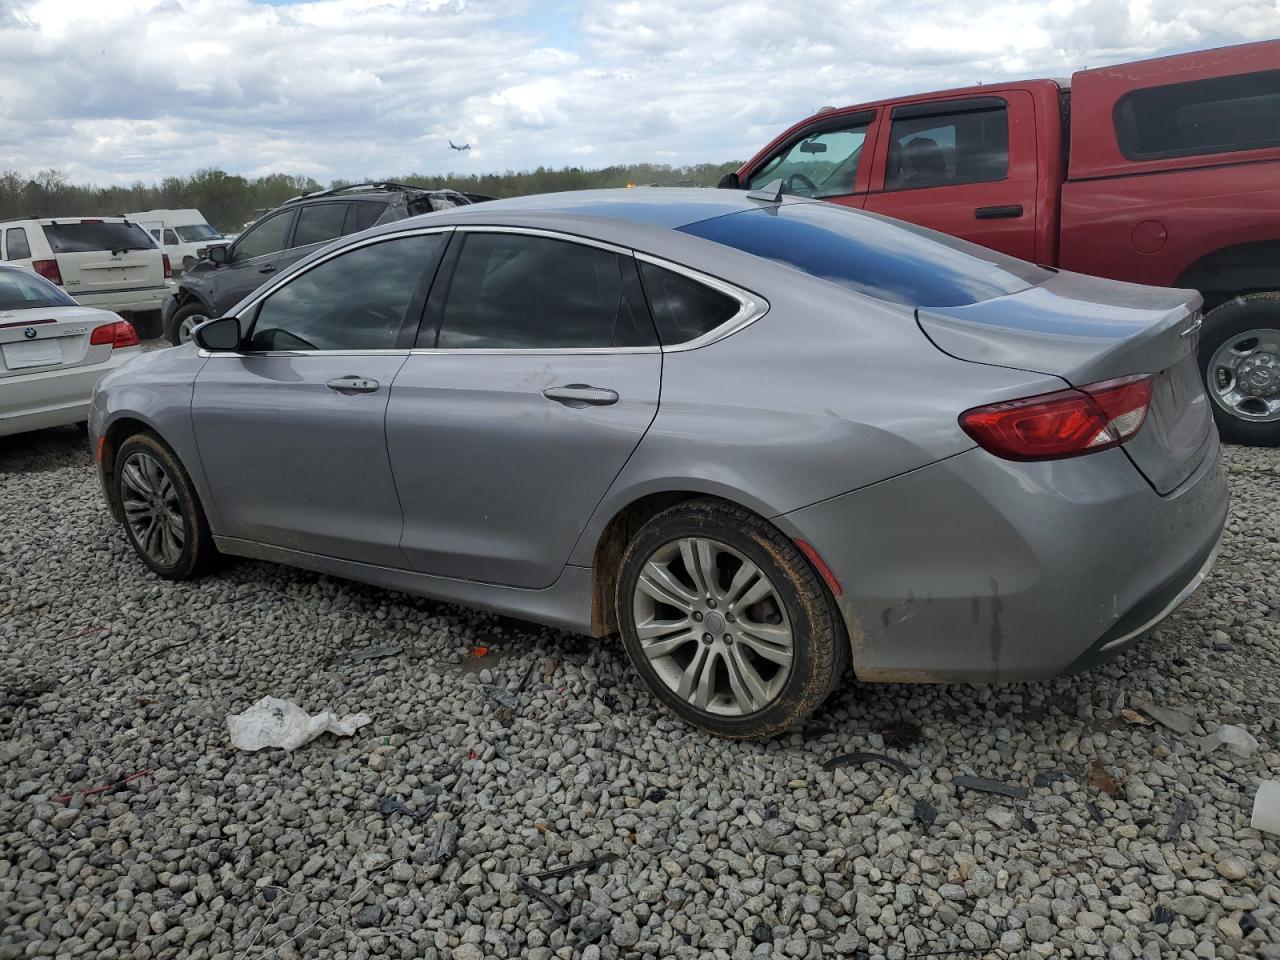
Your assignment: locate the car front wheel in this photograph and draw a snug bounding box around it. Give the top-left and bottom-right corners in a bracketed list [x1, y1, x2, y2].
[1200, 293, 1280, 446]
[167, 303, 211, 347]
[115, 433, 216, 579]
[616, 498, 847, 738]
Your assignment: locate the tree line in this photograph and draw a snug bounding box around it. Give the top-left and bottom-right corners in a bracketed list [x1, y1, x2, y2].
[0, 163, 741, 233]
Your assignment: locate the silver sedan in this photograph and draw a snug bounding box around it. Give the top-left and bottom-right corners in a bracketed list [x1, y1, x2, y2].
[90, 189, 1228, 737]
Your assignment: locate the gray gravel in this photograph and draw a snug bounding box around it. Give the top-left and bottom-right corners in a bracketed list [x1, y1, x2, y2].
[1, 425, 1278, 960]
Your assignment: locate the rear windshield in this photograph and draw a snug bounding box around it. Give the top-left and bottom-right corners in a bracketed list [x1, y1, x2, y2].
[678, 202, 1049, 307]
[41, 221, 156, 254]
[174, 224, 221, 242]
[0, 266, 76, 309]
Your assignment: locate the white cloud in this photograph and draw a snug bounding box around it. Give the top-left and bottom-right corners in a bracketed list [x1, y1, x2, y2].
[0, 0, 1274, 183]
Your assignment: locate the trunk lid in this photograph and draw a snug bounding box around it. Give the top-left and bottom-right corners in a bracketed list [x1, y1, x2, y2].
[41, 220, 165, 296]
[919, 269, 1213, 494]
[0, 305, 122, 379]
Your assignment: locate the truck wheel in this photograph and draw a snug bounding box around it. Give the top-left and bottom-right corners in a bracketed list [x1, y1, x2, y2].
[1199, 293, 1280, 446]
[167, 303, 212, 347]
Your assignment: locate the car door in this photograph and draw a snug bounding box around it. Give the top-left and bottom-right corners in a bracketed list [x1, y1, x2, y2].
[741, 110, 877, 209]
[386, 228, 662, 589]
[191, 229, 449, 565]
[864, 93, 1039, 261]
[212, 208, 296, 314]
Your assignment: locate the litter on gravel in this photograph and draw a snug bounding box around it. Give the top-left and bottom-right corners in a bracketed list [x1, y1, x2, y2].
[226, 696, 372, 751]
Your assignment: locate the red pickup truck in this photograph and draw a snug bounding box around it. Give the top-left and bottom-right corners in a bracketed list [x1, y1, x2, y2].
[723, 40, 1280, 446]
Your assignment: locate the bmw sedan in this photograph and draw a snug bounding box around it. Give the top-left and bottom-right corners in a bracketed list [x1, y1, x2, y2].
[90, 188, 1228, 738]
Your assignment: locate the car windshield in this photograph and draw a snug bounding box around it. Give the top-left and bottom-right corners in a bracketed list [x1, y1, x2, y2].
[175, 224, 221, 242]
[41, 221, 156, 254]
[679, 201, 1051, 307]
[0, 266, 76, 309]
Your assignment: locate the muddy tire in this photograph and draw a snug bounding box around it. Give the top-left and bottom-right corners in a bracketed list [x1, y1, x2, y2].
[115, 433, 217, 579]
[616, 498, 848, 738]
[1199, 293, 1280, 446]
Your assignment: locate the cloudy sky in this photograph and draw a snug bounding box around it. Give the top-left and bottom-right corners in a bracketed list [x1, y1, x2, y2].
[0, 0, 1275, 184]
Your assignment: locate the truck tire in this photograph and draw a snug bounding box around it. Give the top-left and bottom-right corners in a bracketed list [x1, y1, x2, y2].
[166, 302, 213, 347]
[1199, 293, 1280, 446]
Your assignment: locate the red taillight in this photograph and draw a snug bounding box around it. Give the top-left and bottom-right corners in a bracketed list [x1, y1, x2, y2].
[89, 320, 140, 349]
[162, 253, 172, 278]
[959, 375, 1153, 461]
[80, 218, 103, 224]
[32, 259, 63, 285]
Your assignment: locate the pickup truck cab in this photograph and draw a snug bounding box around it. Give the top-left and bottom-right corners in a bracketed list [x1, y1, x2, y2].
[725, 39, 1280, 445]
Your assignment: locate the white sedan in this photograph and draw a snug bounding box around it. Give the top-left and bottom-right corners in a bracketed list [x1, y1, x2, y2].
[0, 264, 141, 437]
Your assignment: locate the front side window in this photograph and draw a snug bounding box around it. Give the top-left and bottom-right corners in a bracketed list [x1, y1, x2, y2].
[884, 102, 1009, 190]
[5, 227, 31, 260]
[175, 224, 221, 242]
[435, 233, 655, 349]
[246, 234, 444, 352]
[293, 203, 349, 248]
[232, 211, 293, 262]
[0, 265, 75, 308]
[1115, 69, 1280, 160]
[747, 121, 870, 198]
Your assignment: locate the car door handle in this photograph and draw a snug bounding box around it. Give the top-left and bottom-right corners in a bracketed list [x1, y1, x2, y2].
[259, 264, 275, 274]
[542, 384, 619, 407]
[326, 376, 379, 394]
[974, 204, 1024, 220]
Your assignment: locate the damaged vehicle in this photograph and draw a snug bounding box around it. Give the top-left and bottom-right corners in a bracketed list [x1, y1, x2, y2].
[92, 188, 1228, 738]
[160, 183, 489, 345]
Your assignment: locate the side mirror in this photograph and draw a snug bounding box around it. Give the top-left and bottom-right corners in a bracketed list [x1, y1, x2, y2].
[207, 245, 229, 264]
[716, 172, 740, 190]
[193, 316, 242, 352]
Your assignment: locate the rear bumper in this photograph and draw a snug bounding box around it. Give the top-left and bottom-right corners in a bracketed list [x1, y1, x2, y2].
[0, 350, 136, 437]
[73, 286, 169, 314]
[777, 433, 1229, 682]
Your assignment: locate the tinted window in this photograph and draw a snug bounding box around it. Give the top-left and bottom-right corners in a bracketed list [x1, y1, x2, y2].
[885, 102, 1009, 190]
[232, 212, 293, 262]
[680, 202, 1048, 308]
[436, 233, 655, 349]
[163, 229, 179, 245]
[41, 221, 154, 253]
[175, 224, 220, 242]
[638, 262, 740, 345]
[747, 120, 870, 199]
[0, 265, 75, 309]
[293, 203, 349, 247]
[247, 234, 443, 352]
[346, 202, 388, 234]
[5, 227, 31, 260]
[1115, 69, 1280, 160]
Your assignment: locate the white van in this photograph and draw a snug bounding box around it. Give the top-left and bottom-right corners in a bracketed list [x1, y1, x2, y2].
[1, 217, 170, 338]
[125, 209, 228, 276]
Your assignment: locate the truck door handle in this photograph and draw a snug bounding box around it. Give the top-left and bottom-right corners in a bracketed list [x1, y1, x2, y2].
[326, 376, 379, 394]
[542, 384, 619, 407]
[259, 264, 275, 274]
[974, 204, 1024, 220]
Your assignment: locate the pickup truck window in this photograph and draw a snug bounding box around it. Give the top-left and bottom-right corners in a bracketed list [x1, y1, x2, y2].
[885, 101, 1009, 190]
[747, 120, 870, 198]
[1114, 69, 1280, 161]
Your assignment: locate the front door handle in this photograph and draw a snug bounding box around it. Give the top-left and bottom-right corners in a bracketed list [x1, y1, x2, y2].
[542, 384, 619, 407]
[326, 376, 379, 395]
[974, 204, 1024, 220]
[259, 264, 276, 274]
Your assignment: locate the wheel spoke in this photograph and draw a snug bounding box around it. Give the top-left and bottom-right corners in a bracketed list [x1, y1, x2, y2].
[638, 560, 698, 611]
[724, 644, 770, 712]
[676, 644, 712, 707]
[723, 559, 762, 607]
[679, 538, 718, 599]
[636, 615, 692, 640]
[121, 462, 152, 497]
[736, 624, 794, 666]
[640, 627, 698, 659]
[734, 575, 774, 610]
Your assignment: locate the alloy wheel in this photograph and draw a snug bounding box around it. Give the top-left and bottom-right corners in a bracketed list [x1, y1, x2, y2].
[632, 536, 793, 716]
[178, 313, 208, 343]
[120, 451, 186, 567]
[1208, 327, 1280, 422]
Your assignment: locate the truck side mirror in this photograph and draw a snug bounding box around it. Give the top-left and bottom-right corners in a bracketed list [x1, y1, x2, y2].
[717, 172, 740, 190]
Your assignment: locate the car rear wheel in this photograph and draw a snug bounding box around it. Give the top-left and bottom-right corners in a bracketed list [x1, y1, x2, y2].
[115, 433, 216, 579]
[168, 303, 211, 346]
[616, 499, 847, 738]
[1199, 293, 1280, 446]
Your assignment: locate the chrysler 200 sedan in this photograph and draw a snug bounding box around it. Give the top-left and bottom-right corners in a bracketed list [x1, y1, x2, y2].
[89, 188, 1228, 738]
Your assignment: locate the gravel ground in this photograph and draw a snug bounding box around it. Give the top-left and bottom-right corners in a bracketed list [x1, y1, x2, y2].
[1, 426, 1277, 960]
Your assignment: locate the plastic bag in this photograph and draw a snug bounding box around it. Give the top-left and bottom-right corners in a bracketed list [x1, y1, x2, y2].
[1252, 781, 1280, 836]
[227, 696, 372, 751]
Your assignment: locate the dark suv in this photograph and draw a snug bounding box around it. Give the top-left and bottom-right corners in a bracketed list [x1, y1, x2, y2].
[161, 183, 489, 344]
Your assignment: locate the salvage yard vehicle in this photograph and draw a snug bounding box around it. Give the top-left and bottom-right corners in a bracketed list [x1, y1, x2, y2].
[723, 39, 1280, 445]
[162, 183, 489, 345]
[0, 264, 140, 436]
[125, 208, 228, 277]
[91, 189, 1228, 737]
[1, 216, 170, 339]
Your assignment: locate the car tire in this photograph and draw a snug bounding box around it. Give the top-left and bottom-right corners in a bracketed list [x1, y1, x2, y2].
[1199, 293, 1280, 446]
[615, 498, 848, 738]
[167, 302, 212, 347]
[115, 433, 217, 579]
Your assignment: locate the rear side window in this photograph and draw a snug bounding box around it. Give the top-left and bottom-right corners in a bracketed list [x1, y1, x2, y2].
[1115, 69, 1280, 160]
[175, 224, 220, 242]
[41, 221, 154, 254]
[346, 202, 388, 234]
[435, 233, 655, 350]
[0, 266, 75, 309]
[885, 100, 1009, 190]
[293, 203, 349, 248]
[163, 229, 179, 245]
[5, 227, 31, 260]
[680, 201, 1049, 308]
[637, 262, 740, 345]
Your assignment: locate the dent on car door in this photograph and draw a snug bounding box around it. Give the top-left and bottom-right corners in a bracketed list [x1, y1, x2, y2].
[744, 111, 876, 209]
[386, 229, 662, 589]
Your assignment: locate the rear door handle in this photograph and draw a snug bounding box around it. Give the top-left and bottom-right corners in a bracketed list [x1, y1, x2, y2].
[259, 264, 276, 274]
[974, 204, 1024, 220]
[542, 384, 619, 407]
[326, 376, 379, 394]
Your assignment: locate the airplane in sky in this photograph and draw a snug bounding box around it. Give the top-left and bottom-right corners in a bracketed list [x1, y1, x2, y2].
[449, 140, 471, 151]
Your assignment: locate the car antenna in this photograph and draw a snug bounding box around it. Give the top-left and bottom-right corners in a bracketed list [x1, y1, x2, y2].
[746, 179, 785, 202]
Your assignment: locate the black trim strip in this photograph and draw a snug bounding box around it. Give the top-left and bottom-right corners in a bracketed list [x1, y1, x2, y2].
[891, 96, 1006, 121]
[70, 284, 168, 295]
[0, 317, 56, 329]
[1066, 153, 1280, 184]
